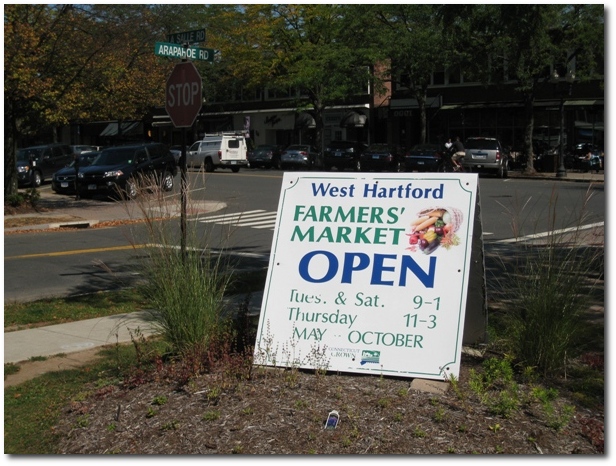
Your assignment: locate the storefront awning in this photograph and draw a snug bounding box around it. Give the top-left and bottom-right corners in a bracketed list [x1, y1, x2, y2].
[440, 102, 523, 110]
[340, 111, 367, 128]
[564, 100, 603, 107]
[295, 112, 316, 129]
[100, 122, 140, 137]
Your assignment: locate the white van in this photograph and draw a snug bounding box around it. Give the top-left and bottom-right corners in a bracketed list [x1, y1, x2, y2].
[187, 132, 248, 172]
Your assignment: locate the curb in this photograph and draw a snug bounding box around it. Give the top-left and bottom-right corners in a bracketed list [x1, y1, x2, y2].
[47, 220, 99, 229]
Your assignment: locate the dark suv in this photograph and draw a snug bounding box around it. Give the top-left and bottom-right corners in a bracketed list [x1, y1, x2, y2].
[16, 144, 75, 187]
[248, 144, 285, 169]
[77, 143, 177, 199]
[323, 140, 367, 171]
[360, 143, 404, 172]
[462, 137, 509, 178]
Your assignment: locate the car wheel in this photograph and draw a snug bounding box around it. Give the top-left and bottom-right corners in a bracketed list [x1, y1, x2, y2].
[204, 158, 215, 172]
[497, 160, 509, 178]
[392, 160, 402, 173]
[231, 167, 240, 173]
[161, 170, 174, 191]
[272, 158, 281, 170]
[31, 171, 42, 188]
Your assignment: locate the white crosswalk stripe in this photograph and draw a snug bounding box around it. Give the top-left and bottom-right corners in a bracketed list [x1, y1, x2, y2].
[199, 209, 278, 230]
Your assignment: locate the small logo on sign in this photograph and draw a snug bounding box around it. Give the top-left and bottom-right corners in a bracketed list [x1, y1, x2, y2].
[360, 350, 380, 365]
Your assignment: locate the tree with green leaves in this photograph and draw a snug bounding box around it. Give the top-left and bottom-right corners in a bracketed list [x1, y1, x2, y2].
[261, 4, 374, 154]
[361, 5, 450, 145]
[4, 4, 173, 196]
[443, 4, 604, 173]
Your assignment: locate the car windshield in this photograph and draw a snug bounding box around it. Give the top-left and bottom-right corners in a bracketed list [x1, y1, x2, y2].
[286, 145, 308, 151]
[91, 148, 136, 166]
[68, 152, 100, 167]
[465, 139, 498, 150]
[17, 148, 45, 161]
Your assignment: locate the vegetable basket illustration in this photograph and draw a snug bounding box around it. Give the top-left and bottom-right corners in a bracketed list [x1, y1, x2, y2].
[406, 207, 464, 254]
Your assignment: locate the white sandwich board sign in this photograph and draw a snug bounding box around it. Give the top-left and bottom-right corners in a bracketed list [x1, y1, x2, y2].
[254, 172, 478, 381]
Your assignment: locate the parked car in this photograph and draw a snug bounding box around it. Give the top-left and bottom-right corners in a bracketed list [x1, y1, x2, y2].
[462, 137, 509, 178]
[248, 144, 285, 169]
[77, 143, 177, 199]
[187, 132, 248, 172]
[404, 144, 443, 172]
[71, 145, 102, 155]
[169, 145, 183, 165]
[323, 140, 367, 171]
[360, 143, 404, 172]
[280, 144, 319, 170]
[52, 151, 100, 195]
[16, 143, 75, 187]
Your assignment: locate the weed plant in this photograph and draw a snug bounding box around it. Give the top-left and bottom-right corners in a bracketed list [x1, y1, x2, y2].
[488, 186, 604, 376]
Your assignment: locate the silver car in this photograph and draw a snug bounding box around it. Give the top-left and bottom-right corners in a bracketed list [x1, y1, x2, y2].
[462, 137, 509, 178]
[280, 144, 319, 170]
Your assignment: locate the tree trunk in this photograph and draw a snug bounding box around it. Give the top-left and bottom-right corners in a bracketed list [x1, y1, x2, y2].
[522, 94, 537, 174]
[4, 98, 19, 197]
[417, 90, 427, 144]
[414, 87, 428, 144]
[314, 107, 324, 168]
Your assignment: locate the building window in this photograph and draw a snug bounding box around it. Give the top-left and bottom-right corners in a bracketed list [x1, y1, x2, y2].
[448, 66, 461, 85]
[432, 71, 445, 86]
[266, 87, 293, 100]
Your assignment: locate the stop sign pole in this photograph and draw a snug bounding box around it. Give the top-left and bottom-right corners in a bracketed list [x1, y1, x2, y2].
[165, 61, 202, 259]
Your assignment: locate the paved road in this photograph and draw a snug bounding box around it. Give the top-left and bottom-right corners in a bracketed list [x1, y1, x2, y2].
[3, 169, 605, 365]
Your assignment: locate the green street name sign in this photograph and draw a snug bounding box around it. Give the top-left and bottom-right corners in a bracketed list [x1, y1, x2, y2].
[155, 42, 214, 62]
[168, 29, 206, 44]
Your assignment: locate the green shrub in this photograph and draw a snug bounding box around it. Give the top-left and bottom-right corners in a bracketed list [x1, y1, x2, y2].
[5, 192, 25, 207]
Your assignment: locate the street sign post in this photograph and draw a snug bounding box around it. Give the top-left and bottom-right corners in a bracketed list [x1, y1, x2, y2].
[168, 29, 206, 44]
[165, 61, 202, 260]
[155, 41, 214, 62]
[165, 62, 202, 128]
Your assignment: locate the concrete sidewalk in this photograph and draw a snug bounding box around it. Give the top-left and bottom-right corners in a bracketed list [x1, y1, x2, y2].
[4, 291, 264, 364]
[4, 311, 157, 364]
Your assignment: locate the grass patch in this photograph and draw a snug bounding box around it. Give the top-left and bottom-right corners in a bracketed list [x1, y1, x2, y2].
[4, 343, 144, 454]
[3, 267, 266, 332]
[4, 288, 148, 330]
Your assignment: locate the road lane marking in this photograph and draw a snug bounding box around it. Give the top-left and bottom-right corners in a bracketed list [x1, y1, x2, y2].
[491, 222, 604, 244]
[198, 210, 278, 230]
[4, 244, 147, 260]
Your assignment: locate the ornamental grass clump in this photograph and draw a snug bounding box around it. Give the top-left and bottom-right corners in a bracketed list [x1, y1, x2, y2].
[140, 244, 232, 354]
[490, 186, 604, 376]
[120, 172, 235, 356]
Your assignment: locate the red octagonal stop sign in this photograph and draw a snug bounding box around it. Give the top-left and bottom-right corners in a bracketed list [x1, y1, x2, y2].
[165, 62, 202, 128]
